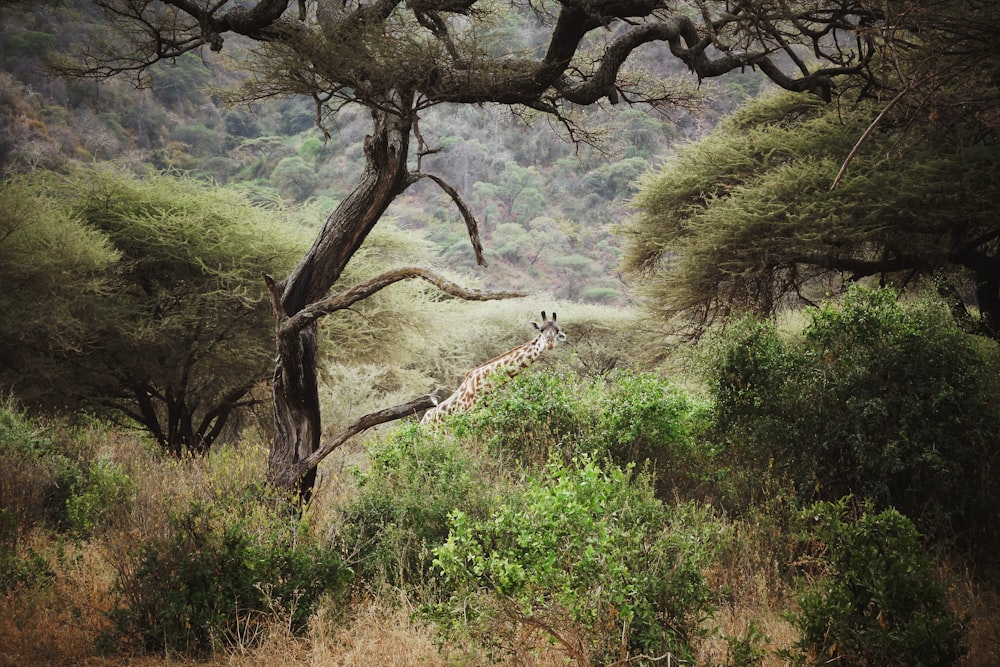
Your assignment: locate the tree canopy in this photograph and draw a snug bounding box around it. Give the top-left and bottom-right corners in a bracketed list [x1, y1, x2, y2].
[626, 89, 1000, 336]
[0, 168, 306, 455]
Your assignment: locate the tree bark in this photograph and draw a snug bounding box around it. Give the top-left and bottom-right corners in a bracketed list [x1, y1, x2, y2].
[266, 103, 415, 499]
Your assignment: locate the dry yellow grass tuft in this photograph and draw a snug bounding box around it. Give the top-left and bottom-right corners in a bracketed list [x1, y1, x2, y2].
[0, 537, 115, 667]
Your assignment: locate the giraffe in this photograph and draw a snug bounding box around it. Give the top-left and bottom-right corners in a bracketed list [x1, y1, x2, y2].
[421, 311, 567, 425]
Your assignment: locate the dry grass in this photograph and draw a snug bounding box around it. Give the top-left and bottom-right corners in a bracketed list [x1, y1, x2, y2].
[310, 596, 450, 667]
[949, 566, 1000, 667]
[696, 607, 797, 667]
[0, 537, 116, 667]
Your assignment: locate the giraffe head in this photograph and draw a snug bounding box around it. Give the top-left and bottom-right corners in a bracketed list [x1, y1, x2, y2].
[531, 311, 567, 350]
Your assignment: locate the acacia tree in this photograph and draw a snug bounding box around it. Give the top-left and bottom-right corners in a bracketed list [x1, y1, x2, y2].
[626, 90, 1000, 337]
[1, 169, 306, 456]
[72, 0, 884, 495]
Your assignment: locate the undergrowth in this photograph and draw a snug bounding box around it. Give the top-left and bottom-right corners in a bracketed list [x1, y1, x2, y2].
[2, 288, 999, 666]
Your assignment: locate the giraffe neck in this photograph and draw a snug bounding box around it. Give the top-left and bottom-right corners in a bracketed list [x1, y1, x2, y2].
[483, 335, 545, 376]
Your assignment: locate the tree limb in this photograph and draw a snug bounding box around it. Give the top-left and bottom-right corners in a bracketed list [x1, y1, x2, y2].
[413, 173, 487, 266]
[281, 267, 526, 334]
[272, 392, 439, 487]
[830, 85, 911, 190]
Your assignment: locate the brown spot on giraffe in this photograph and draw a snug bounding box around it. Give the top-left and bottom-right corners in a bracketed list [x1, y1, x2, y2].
[421, 311, 567, 425]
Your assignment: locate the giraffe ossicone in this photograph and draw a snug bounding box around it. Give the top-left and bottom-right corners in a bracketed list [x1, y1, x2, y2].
[420, 311, 567, 425]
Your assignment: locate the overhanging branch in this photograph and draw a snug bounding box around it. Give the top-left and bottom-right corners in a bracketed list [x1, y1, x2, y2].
[280, 267, 525, 334]
[413, 173, 487, 266]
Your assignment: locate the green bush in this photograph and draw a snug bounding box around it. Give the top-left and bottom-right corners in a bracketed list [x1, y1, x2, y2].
[431, 456, 717, 664]
[785, 498, 966, 666]
[801, 287, 999, 542]
[452, 370, 712, 499]
[337, 424, 498, 590]
[701, 316, 806, 504]
[595, 370, 714, 499]
[65, 456, 134, 538]
[705, 286, 1000, 545]
[452, 371, 595, 466]
[107, 496, 348, 657]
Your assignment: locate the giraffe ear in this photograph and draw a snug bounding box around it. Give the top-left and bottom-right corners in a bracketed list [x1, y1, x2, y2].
[532, 320, 541, 331]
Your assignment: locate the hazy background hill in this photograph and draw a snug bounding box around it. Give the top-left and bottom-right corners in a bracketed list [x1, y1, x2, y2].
[0, 0, 771, 305]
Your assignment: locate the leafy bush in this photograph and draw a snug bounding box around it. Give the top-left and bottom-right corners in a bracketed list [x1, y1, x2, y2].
[786, 498, 966, 666]
[724, 620, 769, 667]
[0, 508, 54, 593]
[452, 371, 595, 466]
[452, 370, 712, 498]
[107, 496, 348, 657]
[337, 424, 499, 590]
[65, 456, 134, 538]
[431, 456, 717, 664]
[705, 286, 1000, 545]
[801, 287, 999, 542]
[702, 316, 806, 503]
[595, 370, 714, 499]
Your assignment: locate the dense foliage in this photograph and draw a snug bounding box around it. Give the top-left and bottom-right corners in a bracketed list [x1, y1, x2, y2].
[787, 499, 966, 666]
[451, 369, 712, 498]
[627, 90, 1000, 336]
[432, 457, 716, 663]
[336, 423, 496, 590]
[1, 304, 989, 663]
[705, 286, 1000, 548]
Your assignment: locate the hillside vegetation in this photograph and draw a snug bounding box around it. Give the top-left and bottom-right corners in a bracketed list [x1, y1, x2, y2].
[0, 0, 764, 304]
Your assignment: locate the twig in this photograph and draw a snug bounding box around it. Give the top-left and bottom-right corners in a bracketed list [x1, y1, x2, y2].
[830, 86, 910, 190]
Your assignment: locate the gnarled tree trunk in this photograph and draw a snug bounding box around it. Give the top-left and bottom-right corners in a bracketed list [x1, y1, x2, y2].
[266, 104, 414, 498]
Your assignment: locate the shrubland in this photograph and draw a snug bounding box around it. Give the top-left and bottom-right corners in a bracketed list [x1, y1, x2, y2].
[2, 287, 998, 666]
[2, 2, 999, 664]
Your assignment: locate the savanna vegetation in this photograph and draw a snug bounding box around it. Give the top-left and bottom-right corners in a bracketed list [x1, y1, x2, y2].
[2, 0, 999, 665]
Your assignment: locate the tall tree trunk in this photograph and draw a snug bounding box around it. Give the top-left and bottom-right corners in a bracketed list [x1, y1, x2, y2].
[266, 102, 414, 498]
[976, 271, 1000, 341]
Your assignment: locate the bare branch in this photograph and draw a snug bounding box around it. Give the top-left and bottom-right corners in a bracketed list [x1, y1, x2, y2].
[413, 173, 488, 266]
[282, 267, 525, 334]
[272, 392, 438, 487]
